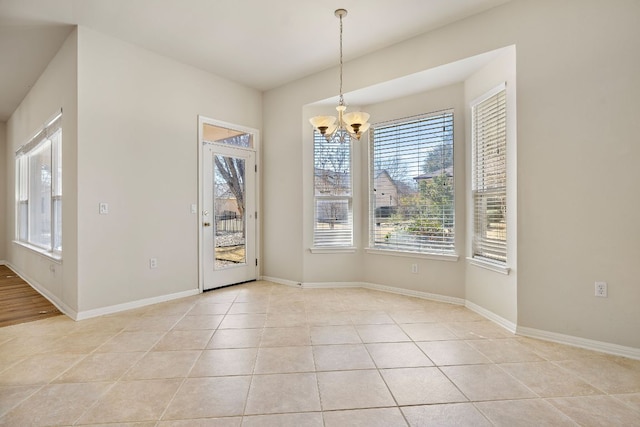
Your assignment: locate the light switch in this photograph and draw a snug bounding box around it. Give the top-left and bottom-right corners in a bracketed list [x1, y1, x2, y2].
[99, 203, 109, 214]
[191, 204, 197, 214]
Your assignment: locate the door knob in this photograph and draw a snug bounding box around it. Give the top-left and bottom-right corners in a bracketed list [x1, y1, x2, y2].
[203, 222, 211, 227]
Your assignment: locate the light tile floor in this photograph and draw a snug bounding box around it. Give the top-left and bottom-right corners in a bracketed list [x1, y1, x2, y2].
[0, 281, 639, 426]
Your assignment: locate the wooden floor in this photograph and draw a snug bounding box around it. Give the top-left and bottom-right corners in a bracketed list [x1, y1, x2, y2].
[0, 264, 62, 328]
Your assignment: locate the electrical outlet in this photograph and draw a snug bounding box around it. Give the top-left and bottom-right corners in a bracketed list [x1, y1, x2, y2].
[99, 202, 109, 214]
[595, 281, 607, 297]
[149, 258, 158, 269]
[411, 264, 418, 274]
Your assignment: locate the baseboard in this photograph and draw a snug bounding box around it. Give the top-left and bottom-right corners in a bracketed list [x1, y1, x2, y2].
[9, 265, 635, 359]
[517, 326, 640, 360]
[261, 277, 639, 359]
[465, 300, 517, 333]
[75, 288, 200, 320]
[261, 277, 464, 305]
[302, 281, 358, 289]
[361, 281, 466, 306]
[204, 275, 467, 321]
[5, 261, 78, 319]
[260, 276, 302, 288]
[0, 260, 6, 265]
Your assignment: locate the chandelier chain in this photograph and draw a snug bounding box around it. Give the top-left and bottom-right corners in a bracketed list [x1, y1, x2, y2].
[309, 8, 369, 142]
[339, 12, 344, 106]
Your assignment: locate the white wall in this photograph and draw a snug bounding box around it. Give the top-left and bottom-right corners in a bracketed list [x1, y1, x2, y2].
[464, 47, 517, 325]
[360, 84, 466, 298]
[263, 0, 640, 349]
[5, 29, 79, 312]
[76, 27, 262, 312]
[511, 1, 640, 348]
[0, 122, 6, 262]
[4, 0, 637, 350]
[262, 78, 321, 284]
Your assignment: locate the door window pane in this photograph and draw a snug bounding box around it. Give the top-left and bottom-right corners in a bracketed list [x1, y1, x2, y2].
[214, 155, 246, 269]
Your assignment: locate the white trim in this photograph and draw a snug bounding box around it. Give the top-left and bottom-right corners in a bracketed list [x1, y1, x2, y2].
[517, 326, 640, 361]
[467, 257, 510, 275]
[470, 82, 506, 108]
[9, 260, 632, 360]
[260, 276, 302, 288]
[302, 281, 358, 289]
[197, 115, 261, 292]
[361, 282, 465, 305]
[9, 261, 634, 360]
[260, 278, 639, 360]
[366, 248, 459, 262]
[5, 261, 77, 319]
[309, 247, 357, 254]
[465, 300, 517, 333]
[313, 131, 354, 249]
[260, 277, 464, 305]
[13, 240, 62, 263]
[16, 109, 62, 156]
[76, 288, 200, 321]
[0, 260, 6, 265]
[197, 116, 204, 293]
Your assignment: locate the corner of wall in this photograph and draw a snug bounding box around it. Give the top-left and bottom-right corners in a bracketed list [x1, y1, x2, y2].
[463, 46, 517, 325]
[0, 121, 7, 261]
[5, 25, 79, 313]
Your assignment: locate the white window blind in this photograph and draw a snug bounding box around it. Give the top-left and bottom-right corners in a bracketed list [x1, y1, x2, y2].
[472, 86, 507, 263]
[313, 131, 353, 247]
[370, 111, 454, 254]
[15, 112, 63, 256]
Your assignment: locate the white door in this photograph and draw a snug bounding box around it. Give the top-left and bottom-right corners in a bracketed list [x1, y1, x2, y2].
[201, 130, 257, 290]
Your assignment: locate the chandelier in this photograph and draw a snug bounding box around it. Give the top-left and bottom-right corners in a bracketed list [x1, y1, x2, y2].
[309, 8, 370, 143]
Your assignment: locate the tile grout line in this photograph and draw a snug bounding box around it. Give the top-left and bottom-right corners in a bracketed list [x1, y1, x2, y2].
[157, 288, 244, 423]
[72, 299, 195, 425]
[2, 282, 639, 425]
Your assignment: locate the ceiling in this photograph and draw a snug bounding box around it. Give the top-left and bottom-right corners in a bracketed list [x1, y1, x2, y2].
[0, 0, 511, 121]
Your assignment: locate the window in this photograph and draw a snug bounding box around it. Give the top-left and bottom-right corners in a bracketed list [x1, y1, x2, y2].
[313, 131, 353, 247]
[471, 85, 507, 264]
[15, 112, 62, 257]
[370, 111, 455, 255]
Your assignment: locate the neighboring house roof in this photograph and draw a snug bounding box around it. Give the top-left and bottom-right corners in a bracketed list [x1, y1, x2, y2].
[375, 170, 415, 195]
[375, 170, 393, 180]
[315, 168, 350, 194]
[413, 166, 453, 181]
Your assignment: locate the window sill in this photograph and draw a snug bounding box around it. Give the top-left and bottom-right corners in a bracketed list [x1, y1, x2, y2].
[365, 248, 459, 262]
[13, 241, 62, 263]
[467, 257, 509, 275]
[309, 246, 357, 254]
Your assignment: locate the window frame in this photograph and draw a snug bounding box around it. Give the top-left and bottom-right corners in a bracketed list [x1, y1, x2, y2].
[470, 83, 508, 269]
[367, 110, 457, 259]
[15, 112, 63, 260]
[311, 130, 355, 251]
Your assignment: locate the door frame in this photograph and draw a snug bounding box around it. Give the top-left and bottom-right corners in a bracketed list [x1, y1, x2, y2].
[197, 115, 260, 293]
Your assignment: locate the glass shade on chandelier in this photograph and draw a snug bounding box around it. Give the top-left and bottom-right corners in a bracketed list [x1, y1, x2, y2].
[309, 8, 370, 143]
[310, 103, 370, 142]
